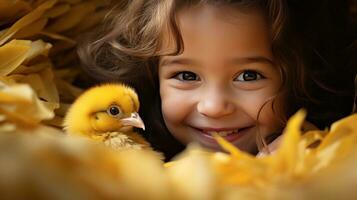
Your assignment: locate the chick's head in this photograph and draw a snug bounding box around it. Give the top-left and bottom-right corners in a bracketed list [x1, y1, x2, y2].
[63, 84, 145, 136]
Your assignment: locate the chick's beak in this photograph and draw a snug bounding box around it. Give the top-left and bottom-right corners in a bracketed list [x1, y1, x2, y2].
[120, 112, 145, 130]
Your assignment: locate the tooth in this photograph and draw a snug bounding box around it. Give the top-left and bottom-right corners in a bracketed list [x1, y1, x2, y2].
[206, 130, 237, 137]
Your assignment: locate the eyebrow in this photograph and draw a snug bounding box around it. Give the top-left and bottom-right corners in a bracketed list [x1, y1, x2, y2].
[160, 57, 198, 67]
[160, 56, 274, 67]
[232, 56, 275, 65]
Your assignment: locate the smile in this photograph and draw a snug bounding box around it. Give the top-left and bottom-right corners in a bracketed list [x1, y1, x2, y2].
[189, 125, 255, 145]
[204, 129, 238, 137]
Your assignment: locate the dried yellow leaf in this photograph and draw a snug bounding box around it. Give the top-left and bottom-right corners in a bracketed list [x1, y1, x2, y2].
[59, 0, 82, 4]
[312, 114, 357, 171]
[0, 90, 30, 105]
[23, 39, 52, 63]
[0, 0, 57, 45]
[272, 109, 306, 174]
[12, 62, 51, 75]
[0, 122, 16, 132]
[9, 68, 59, 107]
[0, 131, 169, 199]
[0, 75, 16, 85]
[49, 40, 76, 55]
[167, 144, 215, 200]
[12, 18, 48, 39]
[0, 106, 38, 127]
[44, 114, 64, 128]
[319, 113, 357, 150]
[40, 31, 76, 44]
[300, 130, 325, 148]
[0, 81, 55, 122]
[71, 9, 109, 34]
[52, 50, 78, 67]
[44, 3, 71, 18]
[46, 2, 96, 33]
[0, 40, 31, 76]
[0, 0, 31, 22]
[55, 78, 83, 103]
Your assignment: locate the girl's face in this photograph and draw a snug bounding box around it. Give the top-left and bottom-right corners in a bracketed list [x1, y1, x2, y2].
[159, 4, 283, 153]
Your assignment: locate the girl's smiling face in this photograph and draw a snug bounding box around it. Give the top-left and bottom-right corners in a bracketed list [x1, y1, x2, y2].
[159, 4, 283, 153]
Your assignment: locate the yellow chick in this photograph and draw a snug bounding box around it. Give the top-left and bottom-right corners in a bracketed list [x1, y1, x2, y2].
[63, 83, 152, 150]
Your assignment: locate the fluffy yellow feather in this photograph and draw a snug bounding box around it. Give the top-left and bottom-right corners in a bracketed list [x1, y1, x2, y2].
[63, 83, 153, 150]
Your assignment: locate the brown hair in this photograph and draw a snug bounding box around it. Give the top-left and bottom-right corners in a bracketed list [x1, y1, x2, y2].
[77, 0, 353, 160]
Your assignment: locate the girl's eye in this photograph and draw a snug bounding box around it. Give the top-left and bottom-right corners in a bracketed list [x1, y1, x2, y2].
[174, 71, 200, 81]
[235, 70, 264, 81]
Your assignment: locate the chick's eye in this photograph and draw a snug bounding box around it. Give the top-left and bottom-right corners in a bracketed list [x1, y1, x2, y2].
[235, 70, 263, 81]
[107, 105, 121, 117]
[174, 71, 200, 81]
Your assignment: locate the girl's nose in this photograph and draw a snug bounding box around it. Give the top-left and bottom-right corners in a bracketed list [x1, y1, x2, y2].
[197, 88, 235, 118]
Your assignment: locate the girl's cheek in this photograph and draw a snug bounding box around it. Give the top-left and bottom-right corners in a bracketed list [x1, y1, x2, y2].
[236, 91, 281, 127]
[160, 88, 193, 124]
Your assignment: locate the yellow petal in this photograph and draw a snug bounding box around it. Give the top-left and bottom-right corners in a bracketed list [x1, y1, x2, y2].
[0, 132, 169, 199]
[0, 75, 16, 85]
[9, 68, 59, 106]
[313, 114, 357, 171]
[0, 106, 38, 127]
[54, 78, 83, 103]
[0, 0, 31, 22]
[0, 82, 55, 125]
[272, 109, 306, 173]
[12, 18, 48, 39]
[212, 131, 272, 186]
[0, 40, 31, 76]
[43, 115, 63, 128]
[300, 130, 325, 148]
[12, 62, 51, 75]
[293, 130, 326, 174]
[70, 9, 109, 34]
[59, 0, 82, 4]
[23, 39, 52, 63]
[0, 0, 57, 45]
[40, 31, 76, 44]
[44, 3, 71, 18]
[45, 2, 96, 33]
[52, 50, 77, 68]
[0, 122, 16, 132]
[49, 40, 76, 56]
[54, 68, 81, 82]
[301, 137, 357, 199]
[213, 133, 256, 161]
[167, 144, 215, 200]
[0, 91, 30, 105]
[318, 113, 357, 150]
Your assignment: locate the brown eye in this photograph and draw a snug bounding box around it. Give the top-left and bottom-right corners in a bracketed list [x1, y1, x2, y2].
[107, 105, 121, 117]
[235, 70, 264, 81]
[175, 71, 200, 81]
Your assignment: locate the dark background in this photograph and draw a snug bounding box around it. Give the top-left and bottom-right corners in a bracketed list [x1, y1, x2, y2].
[287, 0, 357, 128]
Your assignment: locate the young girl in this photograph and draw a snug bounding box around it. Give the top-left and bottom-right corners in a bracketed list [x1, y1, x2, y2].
[77, 0, 354, 160]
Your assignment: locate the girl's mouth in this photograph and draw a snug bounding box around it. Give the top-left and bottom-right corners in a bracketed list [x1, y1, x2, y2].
[190, 126, 255, 145]
[204, 129, 238, 137]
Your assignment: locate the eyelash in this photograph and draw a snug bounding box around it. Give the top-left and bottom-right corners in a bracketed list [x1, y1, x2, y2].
[235, 70, 265, 82]
[173, 71, 200, 81]
[172, 70, 264, 82]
